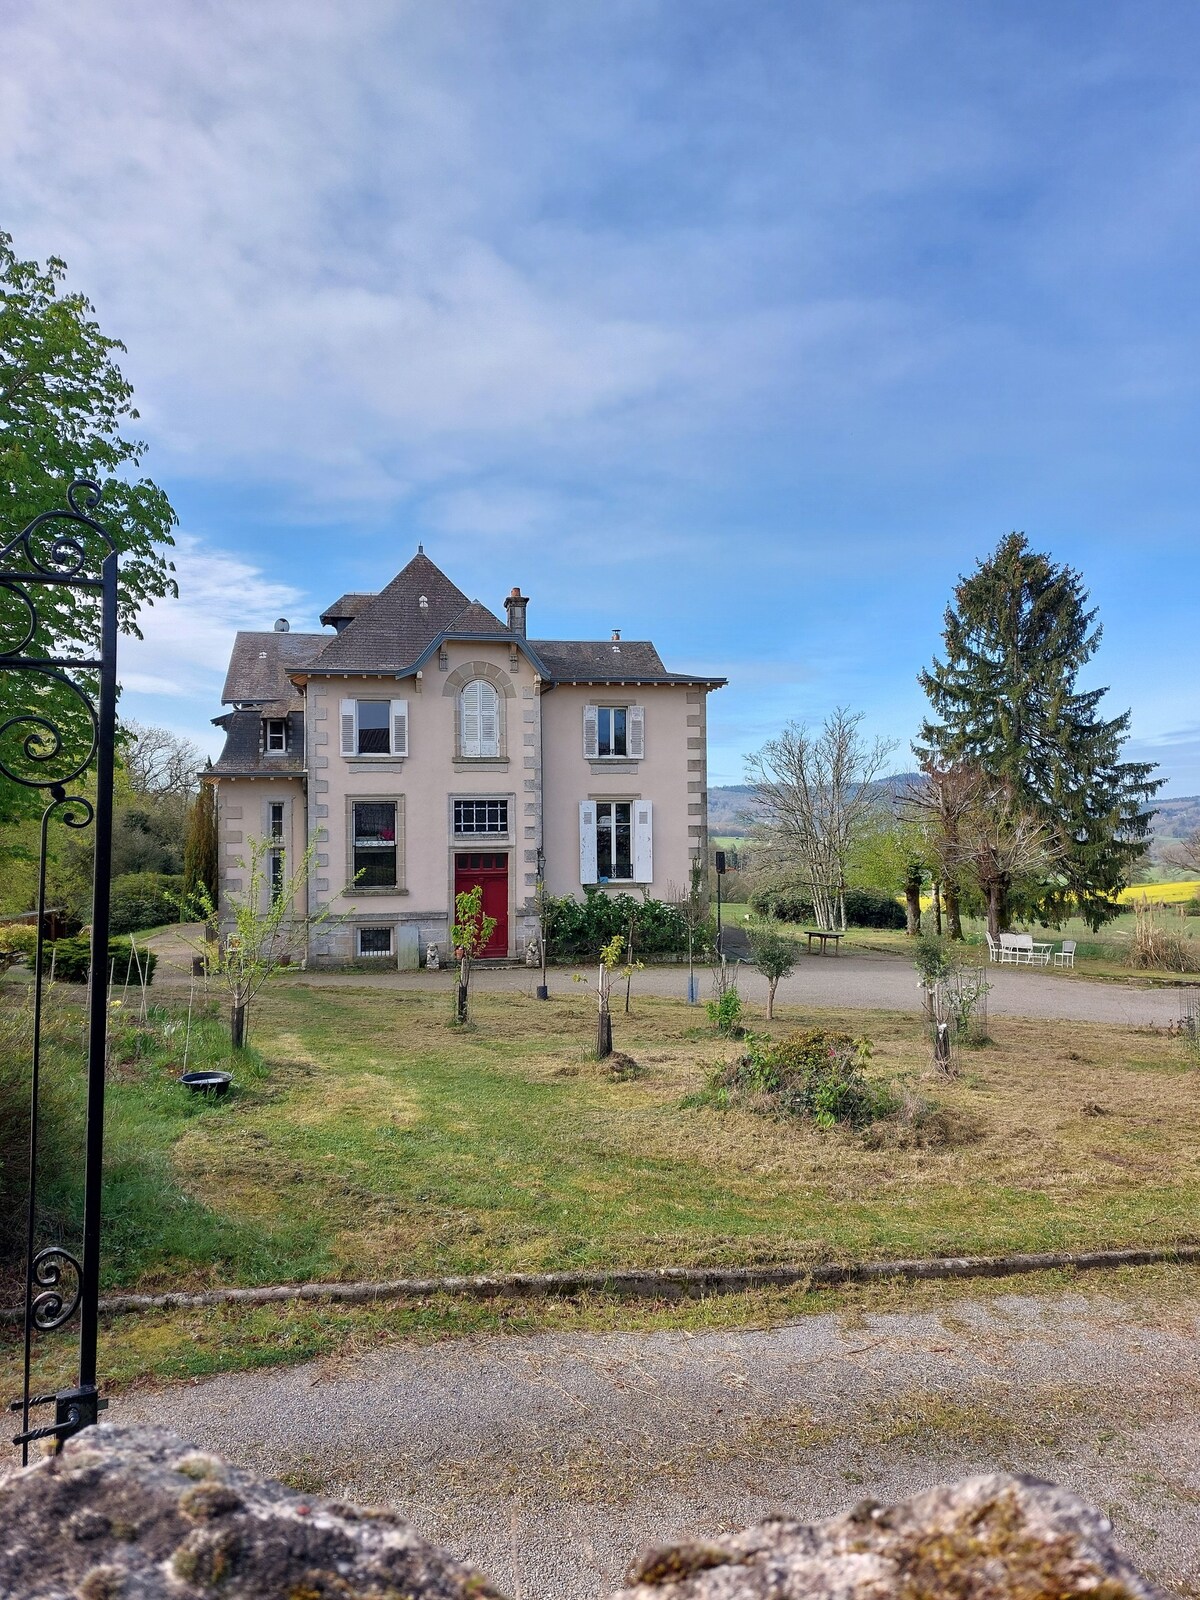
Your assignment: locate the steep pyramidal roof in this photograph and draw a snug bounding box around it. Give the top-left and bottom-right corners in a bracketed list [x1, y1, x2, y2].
[310, 552, 470, 673]
[221, 630, 328, 707]
[448, 599, 509, 635]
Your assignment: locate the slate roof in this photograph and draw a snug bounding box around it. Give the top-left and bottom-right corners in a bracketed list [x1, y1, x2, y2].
[211, 710, 306, 775]
[447, 600, 509, 635]
[305, 553, 470, 674]
[221, 631, 328, 706]
[218, 550, 725, 699]
[319, 592, 376, 628]
[531, 639, 667, 680]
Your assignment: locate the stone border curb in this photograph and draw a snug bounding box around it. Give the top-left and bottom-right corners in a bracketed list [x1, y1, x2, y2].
[4, 1244, 1198, 1324]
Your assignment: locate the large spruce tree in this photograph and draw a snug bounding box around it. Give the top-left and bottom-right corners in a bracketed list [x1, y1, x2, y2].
[917, 533, 1159, 929]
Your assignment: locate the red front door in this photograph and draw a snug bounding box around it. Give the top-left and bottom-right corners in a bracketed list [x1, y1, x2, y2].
[454, 852, 508, 958]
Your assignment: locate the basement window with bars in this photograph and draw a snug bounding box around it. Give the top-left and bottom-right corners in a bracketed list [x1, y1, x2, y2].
[353, 801, 398, 888]
[454, 798, 508, 835]
[358, 926, 394, 957]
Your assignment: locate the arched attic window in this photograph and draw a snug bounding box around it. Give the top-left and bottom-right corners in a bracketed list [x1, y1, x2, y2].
[459, 679, 501, 758]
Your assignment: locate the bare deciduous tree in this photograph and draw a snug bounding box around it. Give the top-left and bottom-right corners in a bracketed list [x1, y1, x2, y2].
[905, 763, 980, 940]
[122, 721, 203, 798]
[954, 775, 1059, 941]
[910, 764, 1058, 940]
[746, 708, 896, 932]
[1164, 828, 1200, 878]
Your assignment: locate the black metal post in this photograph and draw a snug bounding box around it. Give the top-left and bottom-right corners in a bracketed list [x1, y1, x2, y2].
[77, 548, 117, 1408]
[3, 482, 116, 1459]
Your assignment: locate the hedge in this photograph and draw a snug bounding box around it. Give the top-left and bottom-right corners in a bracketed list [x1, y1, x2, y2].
[545, 889, 703, 960]
[49, 936, 157, 986]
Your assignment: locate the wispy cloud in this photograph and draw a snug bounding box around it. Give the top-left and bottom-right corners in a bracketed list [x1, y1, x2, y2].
[119, 535, 311, 721]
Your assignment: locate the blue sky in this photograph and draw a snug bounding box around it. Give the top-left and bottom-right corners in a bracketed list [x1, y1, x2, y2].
[4, 1, 1199, 792]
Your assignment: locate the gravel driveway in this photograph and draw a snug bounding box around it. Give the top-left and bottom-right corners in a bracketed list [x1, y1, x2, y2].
[117, 1282, 1200, 1599]
[149, 925, 1188, 1027]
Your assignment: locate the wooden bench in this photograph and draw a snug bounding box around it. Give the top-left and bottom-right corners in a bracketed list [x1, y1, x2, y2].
[804, 928, 843, 955]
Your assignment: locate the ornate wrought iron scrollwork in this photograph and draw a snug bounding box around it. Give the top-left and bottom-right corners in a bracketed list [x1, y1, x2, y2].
[0, 477, 109, 586]
[2, 480, 118, 1463]
[29, 1248, 84, 1332]
[0, 669, 100, 790]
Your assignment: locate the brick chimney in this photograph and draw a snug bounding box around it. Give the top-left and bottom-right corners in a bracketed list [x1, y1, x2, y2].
[504, 586, 528, 638]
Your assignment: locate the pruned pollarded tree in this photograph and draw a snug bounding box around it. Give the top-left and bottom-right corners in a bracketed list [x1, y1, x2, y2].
[746, 708, 896, 932]
[951, 773, 1060, 941]
[905, 762, 982, 940]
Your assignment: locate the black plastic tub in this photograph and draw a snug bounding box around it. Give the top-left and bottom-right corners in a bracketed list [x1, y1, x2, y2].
[179, 1070, 232, 1097]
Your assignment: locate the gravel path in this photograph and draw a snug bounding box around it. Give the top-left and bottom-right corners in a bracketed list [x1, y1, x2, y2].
[149, 925, 1186, 1027]
[118, 1285, 1200, 1598]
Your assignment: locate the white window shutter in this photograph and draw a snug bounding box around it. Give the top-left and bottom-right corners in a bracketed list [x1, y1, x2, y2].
[628, 705, 645, 760]
[390, 698, 409, 757]
[633, 801, 653, 884]
[583, 704, 599, 759]
[579, 801, 598, 884]
[479, 683, 499, 756]
[460, 682, 481, 757]
[340, 699, 356, 756]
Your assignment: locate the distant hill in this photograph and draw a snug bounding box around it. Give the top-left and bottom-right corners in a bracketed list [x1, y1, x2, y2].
[1156, 794, 1200, 842]
[709, 774, 921, 837]
[709, 781, 1200, 850]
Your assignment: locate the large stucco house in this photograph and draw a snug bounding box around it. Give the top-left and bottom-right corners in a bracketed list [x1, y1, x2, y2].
[208, 549, 725, 965]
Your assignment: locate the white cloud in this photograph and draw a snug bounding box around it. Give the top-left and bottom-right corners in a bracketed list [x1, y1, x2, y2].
[119, 534, 311, 708]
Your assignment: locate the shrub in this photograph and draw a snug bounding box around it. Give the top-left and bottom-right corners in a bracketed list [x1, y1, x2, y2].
[842, 887, 907, 929]
[109, 872, 184, 936]
[713, 1027, 893, 1129]
[748, 881, 814, 923]
[546, 889, 696, 961]
[0, 924, 39, 961]
[706, 988, 744, 1036]
[49, 936, 157, 986]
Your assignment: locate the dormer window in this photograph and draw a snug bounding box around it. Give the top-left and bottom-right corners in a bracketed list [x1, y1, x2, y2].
[265, 718, 288, 753]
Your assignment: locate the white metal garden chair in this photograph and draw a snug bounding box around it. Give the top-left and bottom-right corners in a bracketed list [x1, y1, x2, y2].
[1053, 939, 1076, 969]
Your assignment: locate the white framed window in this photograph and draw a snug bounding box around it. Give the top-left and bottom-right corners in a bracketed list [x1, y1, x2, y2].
[353, 801, 398, 888]
[358, 926, 393, 957]
[583, 704, 644, 760]
[341, 698, 408, 758]
[268, 802, 285, 838]
[580, 799, 653, 885]
[454, 798, 508, 835]
[265, 718, 288, 753]
[459, 679, 500, 758]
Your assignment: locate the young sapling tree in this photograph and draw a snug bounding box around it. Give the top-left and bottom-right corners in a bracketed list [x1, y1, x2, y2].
[747, 920, 796, 1020]
[451, 883, 497, 1025]
[577, 933, 640, 1058]
[186, 836, 340, 1050]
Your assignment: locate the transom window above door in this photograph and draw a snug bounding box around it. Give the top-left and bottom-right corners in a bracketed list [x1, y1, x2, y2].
[459, 679, 501, 758]
[454, 798, 508, 835]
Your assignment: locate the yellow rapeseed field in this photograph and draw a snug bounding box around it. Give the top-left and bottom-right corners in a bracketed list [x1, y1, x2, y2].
[1117, 881, 1200, 905]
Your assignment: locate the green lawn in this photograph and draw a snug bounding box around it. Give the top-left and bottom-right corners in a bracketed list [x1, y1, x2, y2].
[721, 902, 1200, 979]
[5, 979, 1200, 1392]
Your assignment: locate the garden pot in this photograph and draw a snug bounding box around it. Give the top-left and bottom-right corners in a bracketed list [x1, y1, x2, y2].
[180, 1070, 232, 1097]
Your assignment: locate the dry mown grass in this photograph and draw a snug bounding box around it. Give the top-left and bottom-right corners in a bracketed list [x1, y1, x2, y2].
[5, 984, 1200, 1397]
